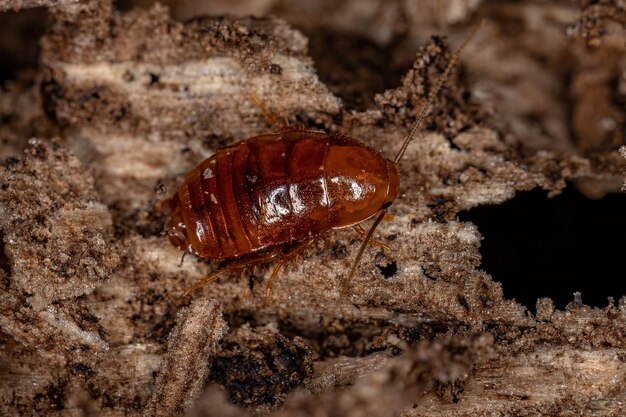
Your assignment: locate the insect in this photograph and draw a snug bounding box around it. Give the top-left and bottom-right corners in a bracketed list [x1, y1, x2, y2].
[165, 23, 483, 298]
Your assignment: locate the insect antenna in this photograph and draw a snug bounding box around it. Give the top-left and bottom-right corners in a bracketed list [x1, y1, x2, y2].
[250, 93, 289, 130]
[342, 208, 388, 296]
[394, 20, 484, 164]
[342, 21, 484, 297]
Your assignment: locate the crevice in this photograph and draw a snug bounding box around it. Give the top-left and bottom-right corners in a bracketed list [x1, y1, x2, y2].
[459, 187, 626, 310]
[0, 230, 11, 278]
[376, 261, 398, 279]
[0, 8, 45, 83]
[303, 28, 413, 111]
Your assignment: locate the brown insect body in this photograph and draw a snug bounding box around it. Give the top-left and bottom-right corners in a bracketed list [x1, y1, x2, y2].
[166, 129, 399, 260]
[166, 22, 483, 295]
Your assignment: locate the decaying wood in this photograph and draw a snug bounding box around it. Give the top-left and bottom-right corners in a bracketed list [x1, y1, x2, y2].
[0, 0, 77, 12]
[1, 0, 625, 416]
[143, 299, 227, 417]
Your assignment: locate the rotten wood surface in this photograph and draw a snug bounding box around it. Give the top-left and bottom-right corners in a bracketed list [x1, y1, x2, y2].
[1, 1, 625, 416]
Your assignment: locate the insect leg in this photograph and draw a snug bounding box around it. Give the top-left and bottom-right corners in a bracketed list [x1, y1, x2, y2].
[264, 259, 288, 301]
[183, 252, 278, 298]
[353, 224, 391, 251]
[264, 239, 314, 301]
[182, 267, 233, 298]
[178, 251, 187, 267]
[250, 93, 287, 130]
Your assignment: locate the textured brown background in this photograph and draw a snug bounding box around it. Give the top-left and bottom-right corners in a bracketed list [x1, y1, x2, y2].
[1, 0, 626, 416]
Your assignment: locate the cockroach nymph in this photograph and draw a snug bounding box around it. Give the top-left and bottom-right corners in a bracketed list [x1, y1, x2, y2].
[164, 23, 483, 298]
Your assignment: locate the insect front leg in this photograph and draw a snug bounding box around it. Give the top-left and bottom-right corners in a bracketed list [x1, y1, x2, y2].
[183, 251, 278, 298]
[264, 239, 315, 301]
[250, 93, 289, 130]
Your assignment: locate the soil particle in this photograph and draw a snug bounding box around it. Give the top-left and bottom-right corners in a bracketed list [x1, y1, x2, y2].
[209, 324, 314, 408]
[0, 139, 120, 307]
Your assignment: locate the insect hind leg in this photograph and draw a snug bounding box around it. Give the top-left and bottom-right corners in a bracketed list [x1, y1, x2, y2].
[264, 239, 314, 301]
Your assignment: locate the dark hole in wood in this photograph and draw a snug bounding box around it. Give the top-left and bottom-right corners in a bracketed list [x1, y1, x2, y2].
[377, 261, 398, 279]
[459, 187, 626, 310]
[0, 230, 11, 278]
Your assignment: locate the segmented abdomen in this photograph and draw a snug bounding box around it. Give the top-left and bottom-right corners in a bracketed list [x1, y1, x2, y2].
[172, 129, 395, 260]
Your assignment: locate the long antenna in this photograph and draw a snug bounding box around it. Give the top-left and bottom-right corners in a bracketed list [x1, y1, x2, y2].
[341, 209, 388, 296]
[394, 20, 484, 164]
[341, 21, 484, 297]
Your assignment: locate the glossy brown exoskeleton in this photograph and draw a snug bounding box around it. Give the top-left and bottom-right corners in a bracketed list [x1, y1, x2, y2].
[165, 23, 482, 297]
[166, 130, 399, 259]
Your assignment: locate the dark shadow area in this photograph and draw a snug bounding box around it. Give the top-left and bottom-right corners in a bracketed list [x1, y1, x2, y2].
[459, 187, 626, 310]
[377, 261, 398, 279]
[303, 29, 413, 111]
[0, 230, 10, 278]
[0, 8, 45, 82]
